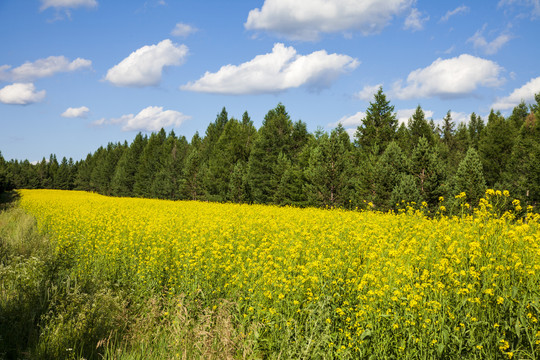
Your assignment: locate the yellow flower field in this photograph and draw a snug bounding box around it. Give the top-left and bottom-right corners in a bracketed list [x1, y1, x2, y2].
[18, 189, 540, 358]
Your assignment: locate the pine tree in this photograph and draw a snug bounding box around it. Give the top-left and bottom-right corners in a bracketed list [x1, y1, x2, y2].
[468, 113, 484, 149]
[408, 105, 434, 146]
[304, 124, 354, 207]
[111, 133, 146, 197]
[453, 147, 486, 206]
[373, 141, 406, 209]
[134, 129, 167, 197]
[479, 111, 514, 187]
[246, 103, 294, 204]
[409, 137, 446, 208]
[502, 112, 540, 205]
[355, 87, 397, 154]
[390, 174, 423, 209]
[180, 133, 207, 200]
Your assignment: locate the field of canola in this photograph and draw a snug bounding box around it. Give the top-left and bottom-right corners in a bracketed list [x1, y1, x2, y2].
[18, 189, 540, 358]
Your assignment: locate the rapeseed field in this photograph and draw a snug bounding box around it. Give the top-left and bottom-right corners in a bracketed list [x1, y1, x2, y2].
[18, 189, 540, 359]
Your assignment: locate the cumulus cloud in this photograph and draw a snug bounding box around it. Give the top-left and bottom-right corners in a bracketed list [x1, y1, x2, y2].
[61, 106, 89, 118]
[0, 83, 46, 105]
[467, 26, 512, 55]
[492, 76, 540, 110]
[0, 56, 92, 82]
[439, 5, 469, 22]
[92, 106, 190, 132]
[245, 0, 414, 41]
[396, 108, 434, 124]
[181, 43, 358, 95]
[404, 8, 429, 31]
[171, 22, 197, 37]
[40, 0, 97, 11]
[354, 84, 382, 101]
[392, 54, 505, 100]
[329, 111, 367, 129]
[105, 39, 188, 87]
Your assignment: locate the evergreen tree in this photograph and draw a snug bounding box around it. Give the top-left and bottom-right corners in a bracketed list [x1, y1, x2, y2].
[134, 129, 167, 197]
[304, 124, 354, 207]
[468, 112, 484, 149]
[228, 161, 248, 203]
[408, 105, 434, 146]
[441, 110, 455, 148]
[355, 87, 397, 154]
[453, 147, 486, 206]
[479, 110, 514, 187]
[503, 112, 540, 205]
[0, 151, 11, 193]
[111, 133, 146, 197]
[180, 133, 207, 200]
[373, 141, 406, 209]
[390, 174, 423, 209]
[246, 103, 294, 204]
[56, 156, 73, 190]
[408, 137, 446, 208]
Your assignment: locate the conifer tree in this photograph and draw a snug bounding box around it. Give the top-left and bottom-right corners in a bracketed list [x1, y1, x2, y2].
[134, 129, 167, 197]
[246, 103, 293, 204]
[408, 105, 434, 146]
[479, 111, 514, 187]
[304, 124, 353, 207]
[503, 112, 540, 205]
[111, 133, 146, 197]
[453, 147, 486, 206]
[390, 174, 422, 209]
[409, 137, 446, 208]
[373, 141, 406, 209]
[355, 87, 397, 154]
[468, 113, 484, 149]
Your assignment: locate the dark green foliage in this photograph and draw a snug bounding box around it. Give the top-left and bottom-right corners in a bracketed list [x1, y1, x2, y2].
[453, 147, 486, 206]
[304, 124, 354, 207]
[373, 141, 406, 209]
[409, 137, 447, 209]
[134, 129, 167, 197]
[246, 103, 294, 204]
[2, 96, 540, 213]
[468, 112, 484, 149]
[502, 112, 540, 205]
[111, 133, 147, 197]
[390, 174, 423, 209]
[479, 110, 514, 187]
[408, 105, 434, 146]
[355, 87, 398, 154]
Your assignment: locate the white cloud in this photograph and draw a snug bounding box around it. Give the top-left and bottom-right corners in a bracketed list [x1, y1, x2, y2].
[0, 56, 92, 82]
[181, 43, 358, 95]
[467, 26, 512, 55]
[92, 106, 191, 132]
[392, 54, 505, 100]
[354, 84, 382, 101]
[404, 8, 429, 31]
[171, 23, 197, 37]
[61, 106, 89, 118]
[105, 39, 188, 87]
[0, 83, 46, 105]
[40, 0, 97, 10]
[439, 5, 469, 22]
[329, 111, 367, 129]
[498, 0, 540, 19]
[396, 108, 434, 124]
[245, 0, 414, 41]
[492, 76, 540, 110]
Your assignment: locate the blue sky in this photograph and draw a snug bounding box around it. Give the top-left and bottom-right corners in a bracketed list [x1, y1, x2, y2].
[1, 0, 539, 162]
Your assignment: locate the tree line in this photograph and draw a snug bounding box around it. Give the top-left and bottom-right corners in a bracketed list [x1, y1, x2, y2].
[1, 88, 539, 213]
